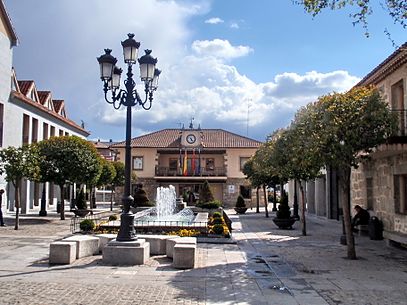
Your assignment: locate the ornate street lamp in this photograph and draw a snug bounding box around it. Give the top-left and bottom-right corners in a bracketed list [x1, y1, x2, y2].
[97, 33, 160, 241]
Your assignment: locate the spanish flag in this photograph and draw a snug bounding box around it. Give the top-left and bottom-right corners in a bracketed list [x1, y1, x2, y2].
[183, 149, 188, 176]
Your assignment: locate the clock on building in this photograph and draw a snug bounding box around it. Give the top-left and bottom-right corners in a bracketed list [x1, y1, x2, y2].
[186, 134, 196, 144]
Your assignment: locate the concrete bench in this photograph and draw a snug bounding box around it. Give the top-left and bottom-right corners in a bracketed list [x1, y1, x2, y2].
[138, 234, 177, 255]
[166, 237, 197, 258]
[103, 239, 149, 265]
[61, 235, 99, 259]
[173, 244, 196, 269]
[49, 241, 77, 264]
[95, 234, 117, 253]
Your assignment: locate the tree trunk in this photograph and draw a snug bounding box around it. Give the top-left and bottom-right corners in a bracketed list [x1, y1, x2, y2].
[59, 184, 65, 220]
[256, 187, 260, 213]
[299, 180, 307, 236]
[110, 186, 114, 211]
[14, 181, 20, 230]
[339, 166, 356, 259]
[263, 185, 269, 218]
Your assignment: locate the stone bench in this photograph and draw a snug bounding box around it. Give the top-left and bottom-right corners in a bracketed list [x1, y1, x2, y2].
[103, 239, 149, 265]
[138, 234, 177, 255]
[61, 235, 100, 259]
[166, 237, 197, 258]
[49, 241, 77, 264]
[173, 244, 196, 269]
[95, 234, 117, 253]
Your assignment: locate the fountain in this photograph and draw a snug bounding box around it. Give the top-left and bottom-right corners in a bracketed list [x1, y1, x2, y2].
[132, 185, 206, 233]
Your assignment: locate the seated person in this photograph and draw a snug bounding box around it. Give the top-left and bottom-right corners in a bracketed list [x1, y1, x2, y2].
[351, 205, 370, 231]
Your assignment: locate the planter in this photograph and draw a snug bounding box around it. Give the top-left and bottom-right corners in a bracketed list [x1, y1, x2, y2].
[272, 217, 296, 229]
[73, 209, 91, 218]
[234, 207, 248, 214]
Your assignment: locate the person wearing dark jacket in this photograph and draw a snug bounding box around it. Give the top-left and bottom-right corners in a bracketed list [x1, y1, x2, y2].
[351, 205, 370, 231]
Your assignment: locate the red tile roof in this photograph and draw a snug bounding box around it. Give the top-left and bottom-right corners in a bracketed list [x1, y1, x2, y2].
[111, 129, 262, 148]
[17, 81, 34, 96]
[11, 91, 89, 136]
[37, 91, 51, 105]
[53, 100, 64, 113]
[357, 42, 407, 86]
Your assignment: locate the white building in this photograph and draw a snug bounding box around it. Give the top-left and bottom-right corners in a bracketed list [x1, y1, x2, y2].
[0, 1, 89, 214]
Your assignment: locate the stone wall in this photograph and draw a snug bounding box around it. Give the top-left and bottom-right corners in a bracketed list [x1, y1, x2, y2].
[351, 153, 407, 234]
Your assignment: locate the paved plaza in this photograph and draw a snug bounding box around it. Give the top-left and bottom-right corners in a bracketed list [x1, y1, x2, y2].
[0, 208, 406, 305]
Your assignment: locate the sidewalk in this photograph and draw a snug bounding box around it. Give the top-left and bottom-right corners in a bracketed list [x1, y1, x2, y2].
[0, 208, 406, 304]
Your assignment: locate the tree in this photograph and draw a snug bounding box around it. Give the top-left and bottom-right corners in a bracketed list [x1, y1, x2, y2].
[37, 136, 102, 220]
[199, 180, 214, 203]
[295, 0, 406, 37]
[0, 145, 40, 229]
[110, 161, 125, 211]
[90, 158, 115, 210]
[309, 87, 397, 258]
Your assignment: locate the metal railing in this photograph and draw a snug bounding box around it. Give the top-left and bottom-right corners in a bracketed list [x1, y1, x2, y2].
[155, 166, 226, 177]
[70, 209, 121, 233]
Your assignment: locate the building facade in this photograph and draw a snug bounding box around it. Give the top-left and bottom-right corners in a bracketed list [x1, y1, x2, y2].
[0, 1, 89, 214]
[111, 126, 262, 207]
[351, 42, 407, 245]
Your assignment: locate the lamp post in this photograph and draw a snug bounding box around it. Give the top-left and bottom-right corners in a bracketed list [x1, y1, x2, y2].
[97, 33, 160, 241]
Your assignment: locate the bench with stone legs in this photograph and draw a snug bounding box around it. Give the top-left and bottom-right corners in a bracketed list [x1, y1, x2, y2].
[138, 234, 177, 255]
[49, 235, 99, 264]
[166, 237, 197, 269]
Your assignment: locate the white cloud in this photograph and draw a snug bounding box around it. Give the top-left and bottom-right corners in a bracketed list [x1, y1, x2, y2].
[230, 22, 239, 29]
[205, 17, 224, 24]
[191, 39, 253, 60]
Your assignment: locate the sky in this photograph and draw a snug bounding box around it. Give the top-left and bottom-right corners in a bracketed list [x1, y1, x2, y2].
[4, 0, 406, 142]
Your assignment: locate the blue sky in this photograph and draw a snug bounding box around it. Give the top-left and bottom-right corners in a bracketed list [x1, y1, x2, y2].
[4, 0, 406, 142]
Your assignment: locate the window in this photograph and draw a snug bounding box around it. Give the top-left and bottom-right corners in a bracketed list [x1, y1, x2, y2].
[0, 103, 3, 147]
[50, 126, 55, 137]
[391, 80, 405, 136]
[205, 158, 214, 171]
[65, 132, 69, 136]
[133, 156, 143, 170]
[366, 178, 373, 210]
[59, 129, 64, 136]
[394, 175, 407, 215]
[31, 118, 38, 143]
[43, 122, 49, 140]
[22, 114, 29, 144]
[240, 157, 250, 171]
[169, 158, 178, 171]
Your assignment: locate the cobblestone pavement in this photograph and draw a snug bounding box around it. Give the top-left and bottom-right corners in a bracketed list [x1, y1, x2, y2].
[0, 209, 406, 304]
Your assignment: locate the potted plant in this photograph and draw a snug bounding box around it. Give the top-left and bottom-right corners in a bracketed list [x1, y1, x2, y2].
[73, 188, 90, 217]
[234, 194, 248, 214]
[272, 190, 296, 229]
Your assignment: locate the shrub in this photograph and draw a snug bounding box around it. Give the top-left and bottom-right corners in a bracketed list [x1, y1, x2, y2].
[212, 217, 223, 225]
[133, 184, 150, 207]
[212, 224, 224, 235]
[166, 229, 200, 237]
[212, 211, 222, 218]
[199, 180, 214, 203]
[235, 195, 246, 208]
[80, 219, 95, 232]
[198, 200, 221, 209]
[75, 188, 87, 210]
[108, 215, 118, 221]
[276, 190, 291, 219]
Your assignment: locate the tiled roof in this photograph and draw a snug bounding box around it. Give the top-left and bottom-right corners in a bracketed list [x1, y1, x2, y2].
[17, 81, 34, 96]
[92, 140, 117, 149]
[0, 0, 18, 46]
[357, 42, 407, 86]
[37, 91, 51, 105]
[111, 129, 262, 148]
[12, 91, 89, 136]
[53, 100, 64, 113]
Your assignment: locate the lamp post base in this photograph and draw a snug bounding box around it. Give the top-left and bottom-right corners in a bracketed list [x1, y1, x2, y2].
[116, 212, 137, 241]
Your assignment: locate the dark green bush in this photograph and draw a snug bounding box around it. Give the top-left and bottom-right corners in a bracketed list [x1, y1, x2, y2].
[235, 195, 246, 208]
[75, 188, 87, 210]
[276, 190, 291, 219]
[212, 224, 224, 235]
[212, 211, 222, 218]
[133, 184, 150, 207]
[108, 215, 118, 221]
[80, 219, 95, 232]
[212, 217, 223, 225]
[199, 180, 214, 203]
[198, 200, 222, 209]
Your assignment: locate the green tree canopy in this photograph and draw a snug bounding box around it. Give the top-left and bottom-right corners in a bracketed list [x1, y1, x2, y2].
[0, 145, 40, 229]
[97, 159, 116, 188]
[37, 136, 102, 220]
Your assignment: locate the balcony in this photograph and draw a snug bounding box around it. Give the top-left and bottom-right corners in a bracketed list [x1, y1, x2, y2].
[155, 166, 226, 177]
[388, 110, 407, 143]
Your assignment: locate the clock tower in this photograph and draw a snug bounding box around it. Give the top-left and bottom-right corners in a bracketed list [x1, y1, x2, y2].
[180, 120, 201, 148]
